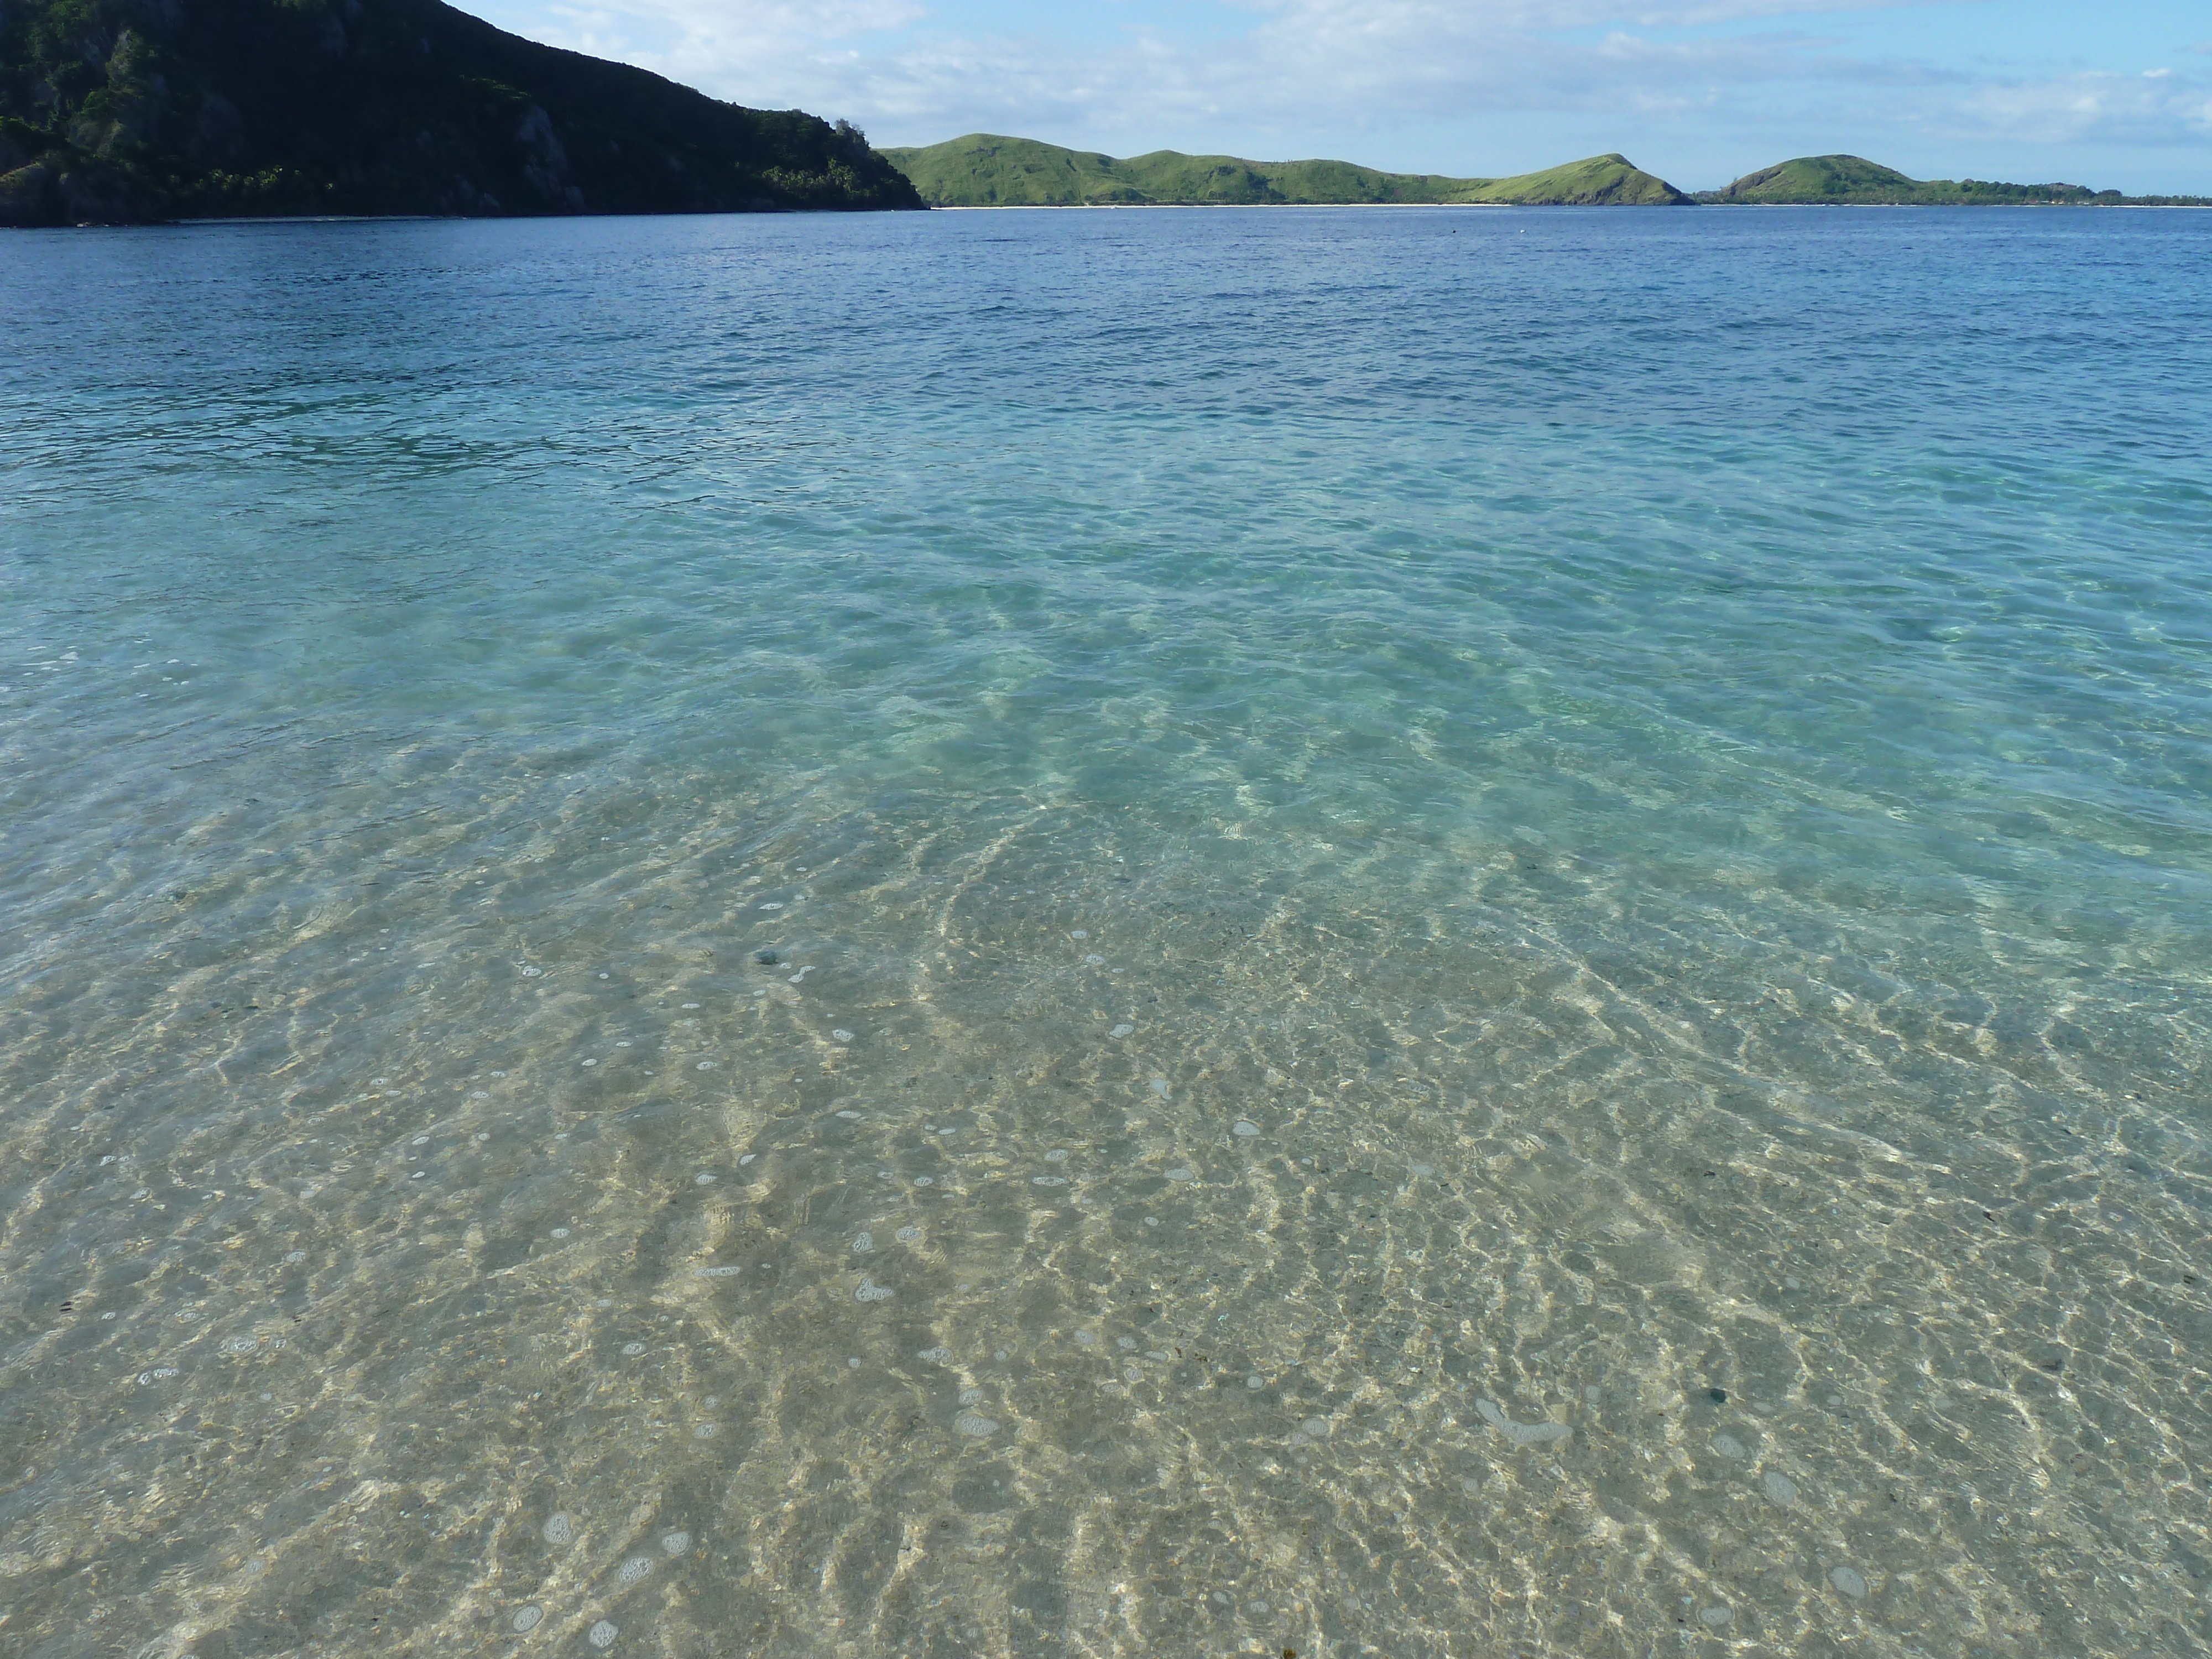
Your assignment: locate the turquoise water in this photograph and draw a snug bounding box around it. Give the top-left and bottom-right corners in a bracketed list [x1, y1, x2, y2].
[3, 205, 2210, 1658]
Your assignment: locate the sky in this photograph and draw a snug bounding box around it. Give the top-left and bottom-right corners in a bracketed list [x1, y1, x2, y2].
[464, 0, 2212, 194]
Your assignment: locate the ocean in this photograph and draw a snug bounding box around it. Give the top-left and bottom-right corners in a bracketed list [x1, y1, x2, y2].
[3, 204, 2209, 1657]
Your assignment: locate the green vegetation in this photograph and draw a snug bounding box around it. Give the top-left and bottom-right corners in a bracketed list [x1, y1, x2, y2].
[1, 0, 922, 227]
[881, 134, 1691, 207]
[1695, 155, 2208, 206]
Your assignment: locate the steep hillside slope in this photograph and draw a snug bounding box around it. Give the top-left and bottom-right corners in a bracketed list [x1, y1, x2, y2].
[0, 0, 924, 226]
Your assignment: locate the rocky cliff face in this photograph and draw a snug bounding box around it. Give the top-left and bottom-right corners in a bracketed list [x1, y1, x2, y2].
[0, 0, 924, 225]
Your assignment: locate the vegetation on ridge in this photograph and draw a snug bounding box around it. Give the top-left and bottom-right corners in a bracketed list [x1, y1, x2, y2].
[0, 0, 924, 227]
[881, 134, 1691, 207]
[1695, 155, 2208, 207]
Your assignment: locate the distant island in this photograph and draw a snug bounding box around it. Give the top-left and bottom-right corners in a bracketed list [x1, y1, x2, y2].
[884, 137, 2208, 210]
[881, 135, 1689, 207]
[1696, 154, 2208, 207]
[0, 0, 922, 227]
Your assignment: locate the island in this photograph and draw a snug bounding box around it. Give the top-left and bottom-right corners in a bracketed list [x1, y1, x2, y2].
[1695, 155, 2209, 207]
[880, 134, 1691, 207]
[0, 0, 924, 227]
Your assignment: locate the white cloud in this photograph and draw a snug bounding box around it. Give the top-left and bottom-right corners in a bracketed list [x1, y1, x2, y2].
[573, 1, 1896, 137]
[523, 0, 925, 99]
[1950, 69, 2212, 146]
[1226, 0, 1932, 29]
[551, 0, 922, 39]
[487, 0, 2212, 185]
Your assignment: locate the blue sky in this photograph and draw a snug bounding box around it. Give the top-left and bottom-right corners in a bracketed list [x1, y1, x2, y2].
[467, 0, 2212, 193]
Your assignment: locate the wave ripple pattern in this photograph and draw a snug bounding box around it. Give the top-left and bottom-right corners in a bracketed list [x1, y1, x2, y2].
[2, 206, 2210, 1659]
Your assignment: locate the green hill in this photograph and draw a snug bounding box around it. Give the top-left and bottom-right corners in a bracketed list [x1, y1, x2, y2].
[881, 134, 1691, 207]
[0, 0, 924, 227]
[1694, 155, 2206, 206]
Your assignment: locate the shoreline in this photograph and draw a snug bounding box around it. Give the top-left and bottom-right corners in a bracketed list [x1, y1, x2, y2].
[17, 201, 2206, 234]
[923, 199, 2211, 211]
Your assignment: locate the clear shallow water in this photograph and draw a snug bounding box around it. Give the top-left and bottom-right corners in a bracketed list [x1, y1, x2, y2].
[2, 204, 2210, 1658]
